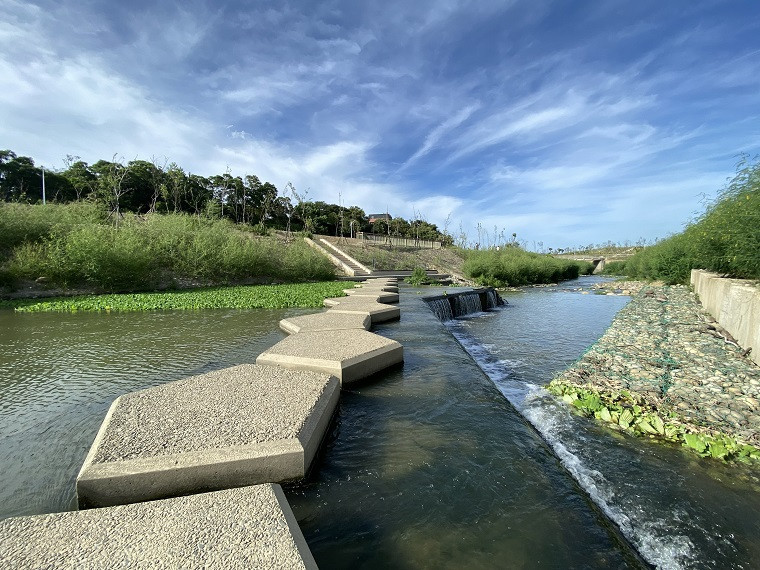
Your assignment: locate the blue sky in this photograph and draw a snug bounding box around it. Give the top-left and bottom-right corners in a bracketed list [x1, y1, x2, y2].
[3, 0, 760, 249]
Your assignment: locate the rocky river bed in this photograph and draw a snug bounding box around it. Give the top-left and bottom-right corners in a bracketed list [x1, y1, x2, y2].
[550, 281, 760, 460]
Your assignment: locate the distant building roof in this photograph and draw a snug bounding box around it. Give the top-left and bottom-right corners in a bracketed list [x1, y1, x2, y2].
[368, 213, 392, 222]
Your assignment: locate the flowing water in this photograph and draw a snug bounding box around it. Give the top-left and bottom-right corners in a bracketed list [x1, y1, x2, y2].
[435, 278, 760, 569]
[1, 279, 758, 569]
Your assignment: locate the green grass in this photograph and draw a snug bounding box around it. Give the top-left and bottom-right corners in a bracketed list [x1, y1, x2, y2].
[462, 246, 594, 287]
[0, 208, 335, 291]
[606, 157, 760, 284]
[1, 281, 348, 312]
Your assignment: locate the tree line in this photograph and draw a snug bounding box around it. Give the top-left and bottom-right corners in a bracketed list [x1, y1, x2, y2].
[0, 149, 451, 243]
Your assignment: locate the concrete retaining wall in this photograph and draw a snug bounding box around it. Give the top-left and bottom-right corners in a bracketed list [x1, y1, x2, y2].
[691, 270, 760, 365]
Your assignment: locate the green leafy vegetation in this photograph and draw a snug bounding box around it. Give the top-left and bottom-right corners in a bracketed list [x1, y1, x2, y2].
[462, 246, 594, 287]
[603, 157, 760, 284]
[548, 381, 760, 463]
[406, 267, 430, 286]
[1, 282, 348, 312]
[0, 205, 335, 291]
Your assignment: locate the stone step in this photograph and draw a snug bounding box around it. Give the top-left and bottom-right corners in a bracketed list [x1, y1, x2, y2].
[256, 329, 403, 385]
[76, 364, 339, 509]
[0, 485, 317, 569]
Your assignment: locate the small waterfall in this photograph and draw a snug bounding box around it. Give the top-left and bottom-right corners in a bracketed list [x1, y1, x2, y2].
[485, 289, 500, 309]
[426, 297, 454, 321]
[424, 288, 503, 321]
[452, 292, 482, 316]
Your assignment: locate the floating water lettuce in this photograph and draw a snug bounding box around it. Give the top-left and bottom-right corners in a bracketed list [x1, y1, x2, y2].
[2, 281, 348, 312]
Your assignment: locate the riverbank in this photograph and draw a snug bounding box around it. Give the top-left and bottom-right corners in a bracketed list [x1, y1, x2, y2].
[549, 282, 760, 462]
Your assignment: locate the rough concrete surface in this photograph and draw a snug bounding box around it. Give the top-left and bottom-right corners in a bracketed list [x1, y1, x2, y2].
[280, 311, 371, 334]
[691, 270, 760, 366]
[256, 329, 403, 384]
[326, 301, 401, 323]
[342, 290, 400, 303]
[77, 364, 339, 508]
[1, 485, 317, 569]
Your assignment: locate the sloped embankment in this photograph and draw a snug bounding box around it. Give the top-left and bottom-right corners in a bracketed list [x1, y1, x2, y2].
[549, 284, 760, 462]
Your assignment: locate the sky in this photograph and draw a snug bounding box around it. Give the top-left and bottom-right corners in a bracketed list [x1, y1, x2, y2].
[2, 0, 760, 249]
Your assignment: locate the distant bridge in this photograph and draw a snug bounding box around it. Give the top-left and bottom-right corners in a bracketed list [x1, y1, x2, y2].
[557, 252, 636, 275]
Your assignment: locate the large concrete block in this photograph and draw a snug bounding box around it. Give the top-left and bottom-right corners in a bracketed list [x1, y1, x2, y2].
[76, 364, 339, 508]
[325, 298, 401, 323]
[256, 330, 403, 384]
[0, 485, 317, 569]
[339, 290, 399, 304]
[280, 311, 371, 334]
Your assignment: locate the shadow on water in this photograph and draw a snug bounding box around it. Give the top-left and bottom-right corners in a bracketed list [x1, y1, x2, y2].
[286, 285, 646, 569]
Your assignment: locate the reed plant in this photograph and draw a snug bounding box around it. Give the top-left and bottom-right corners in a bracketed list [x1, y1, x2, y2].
[1, 208, 334, 292]
[606, 157, 760, 284]
[463, 246, 593, 287]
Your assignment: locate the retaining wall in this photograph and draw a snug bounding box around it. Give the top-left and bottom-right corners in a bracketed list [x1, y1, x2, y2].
[691, 269, 760, 365]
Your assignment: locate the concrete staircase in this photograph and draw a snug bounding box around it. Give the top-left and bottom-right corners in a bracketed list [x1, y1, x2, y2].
[318, 239, 372, 277]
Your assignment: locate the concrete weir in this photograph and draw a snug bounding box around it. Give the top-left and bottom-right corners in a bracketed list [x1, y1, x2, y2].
[1, 485, 317, 569]
[76, 364, 339, 508]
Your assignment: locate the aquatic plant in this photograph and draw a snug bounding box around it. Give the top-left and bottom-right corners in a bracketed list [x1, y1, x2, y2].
[1, 281, 348, 312]
[547, 381, 760, 463]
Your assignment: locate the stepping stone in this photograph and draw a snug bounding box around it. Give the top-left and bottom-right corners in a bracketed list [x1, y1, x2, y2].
[323, 298, 401, 323]
[341, 290, 399, 303]
[76, 364, 339, 508]
[348, 285, 400, 293]
[0, 485, 317, 569]
[256, 330, 403, 385]
[280, 311, 371, 334]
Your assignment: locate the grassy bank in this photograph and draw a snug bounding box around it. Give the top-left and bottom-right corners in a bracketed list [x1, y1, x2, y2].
[0, 282, 347, 312]
[0, 204, 335, 292]
[463, 247, 594, 287]
[604, 157, 760, 284]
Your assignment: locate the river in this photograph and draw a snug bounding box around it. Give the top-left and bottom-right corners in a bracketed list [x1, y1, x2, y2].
[1, 277, 758, 568]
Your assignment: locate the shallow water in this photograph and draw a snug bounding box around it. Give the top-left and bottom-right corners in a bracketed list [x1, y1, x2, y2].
[443, 278, 760, 569]
[1, 280, 757, 569]
[286, 283, 645, 568]
[0, 307, 307, 519]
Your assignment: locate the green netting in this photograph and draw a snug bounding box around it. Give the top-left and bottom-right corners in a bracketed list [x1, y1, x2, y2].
[554, 285, 760, 445]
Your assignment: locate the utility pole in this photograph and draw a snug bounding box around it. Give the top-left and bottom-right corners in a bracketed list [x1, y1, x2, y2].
[41, 167, 46, 205]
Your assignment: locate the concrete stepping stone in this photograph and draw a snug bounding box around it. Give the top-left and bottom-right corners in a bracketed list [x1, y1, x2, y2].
[0, 485, 317, 569]
[347, 285, 399, 293]
[76, 364, 339, 508]
[256, 330, 403, 384]
[323, 298, 401, 323]
[340, 290, 400, 303]
[280, 311, 371, 334]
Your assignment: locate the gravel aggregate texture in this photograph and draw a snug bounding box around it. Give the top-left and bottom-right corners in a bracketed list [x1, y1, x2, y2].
[259, 329, 400, 360]
[554, 283, 760, 445]
[280, 311, 371, 334]
[89, 364, 334, 464]
[0, 485, 315, 569]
